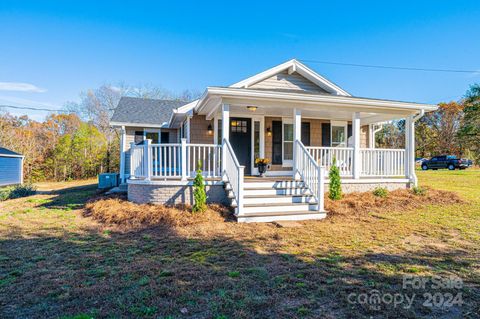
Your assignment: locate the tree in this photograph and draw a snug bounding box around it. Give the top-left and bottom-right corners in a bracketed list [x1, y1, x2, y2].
[376, 120, 405, 149]
[458, 84, 480, 163]
[328, 157, 342, 200]
[416, 102, 464, 157]
[192, 165, 207, 213]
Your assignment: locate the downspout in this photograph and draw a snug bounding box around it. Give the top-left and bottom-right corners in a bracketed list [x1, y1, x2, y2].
[410, 109, 425, 186]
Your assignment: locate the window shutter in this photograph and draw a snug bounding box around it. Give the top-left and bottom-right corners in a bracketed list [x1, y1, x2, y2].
[301, 122, 310, 146]
[272, 121, 282, 164]
[321, 123, 331, 146]
[348, 124, 352, 139]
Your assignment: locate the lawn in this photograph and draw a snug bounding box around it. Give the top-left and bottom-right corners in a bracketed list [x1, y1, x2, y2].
[0, 171, 479, 318]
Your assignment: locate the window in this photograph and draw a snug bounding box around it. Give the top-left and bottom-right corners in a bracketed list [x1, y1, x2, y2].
[231, 120, 248, 133]
[145, 131, 160, 143]
[134, 131, 144, 144]
[283, 122, 293, 163]
[254, 121, 260, 167]
[331, 122, 347, 147]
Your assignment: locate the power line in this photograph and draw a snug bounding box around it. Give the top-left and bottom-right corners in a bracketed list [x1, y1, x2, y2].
[0, 104, 66, 112]
[300, 59, 479, 74]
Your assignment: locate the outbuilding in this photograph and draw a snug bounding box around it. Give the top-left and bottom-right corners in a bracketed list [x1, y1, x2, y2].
[0, 147, 24, 186]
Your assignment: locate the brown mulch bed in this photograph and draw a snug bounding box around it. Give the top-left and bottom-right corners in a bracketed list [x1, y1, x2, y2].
[325, 188, 464, 218]
[84, 195, 231, 228]
[85, 188, 464, 228]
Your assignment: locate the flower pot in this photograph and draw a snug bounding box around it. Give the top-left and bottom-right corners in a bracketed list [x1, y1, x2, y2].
[258, 163, 268, 177]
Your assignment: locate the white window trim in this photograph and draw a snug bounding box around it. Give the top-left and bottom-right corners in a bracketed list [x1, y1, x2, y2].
[282, 118, 293, 167]
[330, 121, 348, 147]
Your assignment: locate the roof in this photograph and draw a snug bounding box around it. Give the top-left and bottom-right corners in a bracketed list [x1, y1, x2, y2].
[0, 147, 23, 158]
[110, 97, 189, 127]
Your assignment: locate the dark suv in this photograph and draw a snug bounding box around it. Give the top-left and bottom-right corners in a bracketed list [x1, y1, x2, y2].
[421, 155, 472, 170]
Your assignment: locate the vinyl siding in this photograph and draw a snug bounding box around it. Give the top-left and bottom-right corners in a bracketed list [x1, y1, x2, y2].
[249, 71, 329, 93]
[189, 115, 215, 144]
[0, 156, 22, 186]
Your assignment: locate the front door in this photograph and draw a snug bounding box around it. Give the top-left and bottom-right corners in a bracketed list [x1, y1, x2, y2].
[230, 117, 251, 175]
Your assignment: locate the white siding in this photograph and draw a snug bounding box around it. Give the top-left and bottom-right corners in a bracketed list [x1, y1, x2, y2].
[249, 71, 329, 93]
[0, 156, 22, 186]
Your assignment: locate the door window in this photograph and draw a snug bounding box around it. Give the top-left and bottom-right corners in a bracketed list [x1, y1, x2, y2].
[283, 123, 293, 163]
[254, 121, 260, 167]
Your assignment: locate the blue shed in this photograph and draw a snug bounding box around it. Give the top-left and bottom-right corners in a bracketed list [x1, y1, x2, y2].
[0, 147, 24, 186]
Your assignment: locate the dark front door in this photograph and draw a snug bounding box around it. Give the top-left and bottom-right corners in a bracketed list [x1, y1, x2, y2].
[230, 117, 251, 175]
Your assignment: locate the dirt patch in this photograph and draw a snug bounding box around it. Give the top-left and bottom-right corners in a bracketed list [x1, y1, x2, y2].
[84, 195, 232, 228]
[325, 188, 464, 218]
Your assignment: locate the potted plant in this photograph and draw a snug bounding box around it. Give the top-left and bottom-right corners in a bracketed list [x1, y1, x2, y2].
[255, 158, 270, 177]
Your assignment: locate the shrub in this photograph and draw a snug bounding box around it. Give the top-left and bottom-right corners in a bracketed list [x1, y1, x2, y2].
[329, 157, 342, 200]
[412, 186, 427, 196]
[192, 163, 207, 213]
[0, 184, 36, 201]
[372, 187, 388, 198]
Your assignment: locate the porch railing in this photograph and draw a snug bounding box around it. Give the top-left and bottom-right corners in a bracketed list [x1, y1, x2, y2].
[222, 138, 244, 215]
[306, 146, 354, 176]
[129, 139, 222, 180]
[360, 148, 405, 177]
[295, 141, 325, 212]
[306, 146, 406, 178]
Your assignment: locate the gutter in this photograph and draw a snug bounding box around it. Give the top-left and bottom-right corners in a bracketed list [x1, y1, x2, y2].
[197, 87, 438, 113]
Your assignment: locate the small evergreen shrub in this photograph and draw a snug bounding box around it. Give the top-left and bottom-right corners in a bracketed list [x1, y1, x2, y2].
[328, 157, 342, 200]
[192, 162, 207, 213]
[412, 186, 427, 196]
[372, 187, 389, 198]
[0, 184, 36, 201]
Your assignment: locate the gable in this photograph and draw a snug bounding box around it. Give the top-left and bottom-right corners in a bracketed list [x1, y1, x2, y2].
[230, 59, 350, 96]
[248, 70, 329, 93]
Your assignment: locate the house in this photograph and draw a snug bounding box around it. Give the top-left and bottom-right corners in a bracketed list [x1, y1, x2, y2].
[0, 147, 24, 187]
[110, 59, 437, 222]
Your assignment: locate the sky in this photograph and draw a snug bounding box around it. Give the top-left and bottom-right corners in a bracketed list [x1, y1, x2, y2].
[1, 0, 479, 121]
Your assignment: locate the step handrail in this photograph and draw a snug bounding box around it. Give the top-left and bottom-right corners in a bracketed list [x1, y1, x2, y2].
[222, 138, 244, 215]
[294, 140, 325, 212]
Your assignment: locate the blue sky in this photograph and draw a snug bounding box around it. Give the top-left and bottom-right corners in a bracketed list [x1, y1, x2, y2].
[1, 0, 479, 121]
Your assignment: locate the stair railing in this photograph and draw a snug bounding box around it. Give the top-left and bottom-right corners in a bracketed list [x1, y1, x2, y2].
[294, 140, 325, 212]
[222, 138, 244, 216]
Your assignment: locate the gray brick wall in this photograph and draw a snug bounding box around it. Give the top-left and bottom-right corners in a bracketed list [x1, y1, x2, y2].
[340, 182, 409, 193]
[128, 182, 229, 206]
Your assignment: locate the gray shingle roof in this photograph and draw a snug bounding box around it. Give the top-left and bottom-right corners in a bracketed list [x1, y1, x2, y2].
[110, 97, 188, 126]
[0, 147, 22, 157]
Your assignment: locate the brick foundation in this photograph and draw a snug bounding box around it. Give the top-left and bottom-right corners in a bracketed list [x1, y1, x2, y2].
[128, 181, 229, 205]
[340, 181, 410, 193]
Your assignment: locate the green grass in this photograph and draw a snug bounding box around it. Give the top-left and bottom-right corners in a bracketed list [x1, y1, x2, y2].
[0, 171, 479, 318]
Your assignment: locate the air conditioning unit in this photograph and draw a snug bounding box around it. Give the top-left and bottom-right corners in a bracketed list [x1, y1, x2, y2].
[98, 173, 119, 189]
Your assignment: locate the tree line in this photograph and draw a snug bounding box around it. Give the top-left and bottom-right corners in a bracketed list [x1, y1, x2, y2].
[377, 84, 479, 162]
[0, 84, 198, 182]
[0, 83, 478, 183]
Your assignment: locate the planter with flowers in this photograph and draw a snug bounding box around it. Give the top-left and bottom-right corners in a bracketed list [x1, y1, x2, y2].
[255, 158, 270, 177]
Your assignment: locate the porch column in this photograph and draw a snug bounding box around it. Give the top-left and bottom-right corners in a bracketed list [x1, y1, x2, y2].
[293, 108, 301, 179]
[352, 112, 361, 179]
[221, 104, 230, 174]
[119, 126, 126, 183]
[405, 115, 417, 185]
